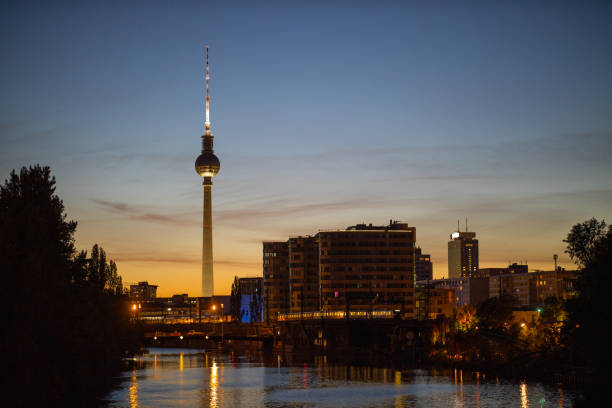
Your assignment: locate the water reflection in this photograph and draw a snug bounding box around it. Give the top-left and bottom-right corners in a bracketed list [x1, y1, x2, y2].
[106, 349, 576, 408]
[521, 381, 529, 408]
[210, 361, 218, 408]
[128, 368, 138, 408]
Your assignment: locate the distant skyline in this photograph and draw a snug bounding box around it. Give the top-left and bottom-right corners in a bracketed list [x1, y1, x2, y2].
[2, 2, 611, 296]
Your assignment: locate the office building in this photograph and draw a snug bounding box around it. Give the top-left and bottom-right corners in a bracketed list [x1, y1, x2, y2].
[530, 269, 577, 304]
[415, 286, 455, 319]
[263, 241, 290, 320]
[129, 281, 158, 301]
[415, 247, 433, 281]
[488, 269, 578, 308]
[428, 277, 489, 307]
[489, 273, 532, 308]
[289, 236, 319, 313]
[238, 277, 263, 296]
[448, 231, 479, 278]
[319, 221, 416, 316]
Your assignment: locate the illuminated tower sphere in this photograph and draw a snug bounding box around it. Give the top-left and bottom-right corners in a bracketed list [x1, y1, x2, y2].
[195, 45, 220, 297]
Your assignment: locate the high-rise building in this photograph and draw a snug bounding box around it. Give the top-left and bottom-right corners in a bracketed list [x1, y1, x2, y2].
[319, 221, 416, 316]
[448, 231, 479, 278]
[289, 236, 319, 313]
[263, 241, 290, 320]
[415, 247, 433, 281]
[195, 46, 221, 297]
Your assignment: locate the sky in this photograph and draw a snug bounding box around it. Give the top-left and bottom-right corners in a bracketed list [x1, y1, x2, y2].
[1, 1, 611, 296]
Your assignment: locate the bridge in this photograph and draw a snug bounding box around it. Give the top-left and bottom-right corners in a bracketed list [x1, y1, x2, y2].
[143, 315, 448, 361]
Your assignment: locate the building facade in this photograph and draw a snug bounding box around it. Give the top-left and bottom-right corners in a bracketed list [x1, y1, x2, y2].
[415, 286, 455, 319]
[319, 221, 416, 317]
[488, 269, 577, 308]
[489, 273, 532, 308]
[415, 247, 433, 281]
[530, 269, 577, 304]
[448, 231, 479, 278]
[238, 277, 263, 296]
[263, 241, 290, 320]
[289, 236, 319, 313]
[129, 281, 158, 301]
[427, 277, 489, 307]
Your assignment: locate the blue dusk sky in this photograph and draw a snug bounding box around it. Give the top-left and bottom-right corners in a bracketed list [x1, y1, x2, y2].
[1, 1, 611, 295]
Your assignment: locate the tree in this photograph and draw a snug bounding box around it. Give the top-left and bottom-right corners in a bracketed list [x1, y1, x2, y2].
[230, 276, 243, 322]
[249, 287, 262, 323]
[564, 221, 612, 377]
[563, 218, 610, 268]
[476, 295, 514, 332]
[455, 304, 477, 332]
[82, 244, 122, 294]
[0, 165, 139, 406]
[0, 165, 77, 293]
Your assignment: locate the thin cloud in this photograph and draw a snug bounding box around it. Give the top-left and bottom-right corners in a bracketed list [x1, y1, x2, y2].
[113, 253, 259, 268]
[92, 199, 135, 213]
[92, 198, 199, 226]
[214, 198, 399, 222]
[131, 212, 198, 226]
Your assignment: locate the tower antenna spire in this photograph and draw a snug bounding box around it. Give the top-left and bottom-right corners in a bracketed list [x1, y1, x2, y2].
[205, 45, 211, 134]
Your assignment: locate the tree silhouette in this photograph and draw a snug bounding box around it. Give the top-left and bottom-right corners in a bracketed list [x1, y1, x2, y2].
[0, 165, 139, 406]
[563, 218, 610, 268]
[564, 219, 612, 378]
[230, 276, 243, 321]
[249, 287, 262, 323]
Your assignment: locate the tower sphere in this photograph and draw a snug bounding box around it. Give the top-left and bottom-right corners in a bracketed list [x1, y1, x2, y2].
[195, 151, 220, 178]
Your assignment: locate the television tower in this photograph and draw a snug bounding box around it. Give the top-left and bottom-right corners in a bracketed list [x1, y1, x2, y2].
[195, 45, 220, 297]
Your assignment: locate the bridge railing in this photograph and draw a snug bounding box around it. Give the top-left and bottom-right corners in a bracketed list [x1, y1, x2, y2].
[277, 310, 395, 321]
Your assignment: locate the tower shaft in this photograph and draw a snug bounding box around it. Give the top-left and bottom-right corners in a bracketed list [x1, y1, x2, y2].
[195, 45, 219, 298]
[202, 177, 213, 297]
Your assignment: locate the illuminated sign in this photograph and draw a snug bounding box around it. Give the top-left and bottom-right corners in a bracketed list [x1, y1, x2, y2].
[451, 232, 460, 239]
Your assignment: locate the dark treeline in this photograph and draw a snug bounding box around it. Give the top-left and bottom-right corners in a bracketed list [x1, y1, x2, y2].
[0, 166, 142, 406]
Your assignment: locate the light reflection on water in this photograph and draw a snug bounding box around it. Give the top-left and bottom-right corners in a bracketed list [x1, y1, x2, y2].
[106, 348, 575, 408]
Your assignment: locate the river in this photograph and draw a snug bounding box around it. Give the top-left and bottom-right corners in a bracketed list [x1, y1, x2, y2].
[105, 348, 575, 407]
